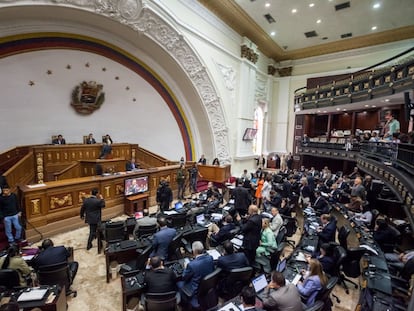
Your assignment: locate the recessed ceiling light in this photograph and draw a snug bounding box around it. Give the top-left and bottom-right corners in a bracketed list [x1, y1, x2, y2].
[309, 3, 315, 8]
[265, 3, 270, 8]
[343, 109, 347, 111]
[336, 108, 340, 111]
[316, 19, 322, 24]
[385, 99, 390, 102]
[323, 111, 327, 113]
[365, 104, 369, 107]
[373, 3, 380, 9]
[317, 110, 321, 113]
[371, 26, 377, 30]
[270, 31, 276, 36]
[292, 8, 297, 13]
[372, 105, 376, 108]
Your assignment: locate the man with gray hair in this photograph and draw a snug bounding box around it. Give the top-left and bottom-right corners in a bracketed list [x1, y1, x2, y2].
[177, 241, 214, 306]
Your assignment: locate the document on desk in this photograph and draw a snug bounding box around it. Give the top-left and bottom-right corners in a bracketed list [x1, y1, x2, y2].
[163, 210, 178, 215]
[17, 288, 48, 302]
[219, 302, 241, 310]
[207, 249, 221, 260]
[230, 237, 243, 248]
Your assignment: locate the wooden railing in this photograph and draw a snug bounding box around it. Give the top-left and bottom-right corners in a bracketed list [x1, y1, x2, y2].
[0, 146, 31, 174]
[136, 146, 170, 168]
[3, 152, 35, 192]
[53, 162, 80, 181]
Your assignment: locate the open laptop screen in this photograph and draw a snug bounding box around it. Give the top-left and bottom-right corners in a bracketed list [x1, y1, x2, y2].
[175, 201, 183, 210]
[252, 274, 268, 293]
[196, 214, 205, 224]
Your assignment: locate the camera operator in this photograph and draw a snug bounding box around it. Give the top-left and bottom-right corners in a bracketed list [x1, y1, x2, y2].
[156, 180, 172, 213]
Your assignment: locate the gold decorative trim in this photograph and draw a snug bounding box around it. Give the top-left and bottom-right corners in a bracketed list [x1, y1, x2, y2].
[50, 194, 73, 209]
[31, 199, 41, 215]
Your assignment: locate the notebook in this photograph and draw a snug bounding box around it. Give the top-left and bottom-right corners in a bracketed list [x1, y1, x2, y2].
[18, 288, 48, 302]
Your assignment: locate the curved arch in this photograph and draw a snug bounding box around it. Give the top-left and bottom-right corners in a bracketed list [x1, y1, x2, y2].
[0, 1, 231, 162]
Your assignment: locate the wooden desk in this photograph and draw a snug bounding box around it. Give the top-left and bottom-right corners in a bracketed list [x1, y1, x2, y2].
[3, 286, 67, 311]
[198, 164, 231, 183]
[80, 158, 126, 176]
[124, 193, 149, 216]
[105, 243, 140, 283]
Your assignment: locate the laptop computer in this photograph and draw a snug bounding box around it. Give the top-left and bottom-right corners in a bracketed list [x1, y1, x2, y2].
[196, 214, 212, 227]
[17, 288, 49, 302]
[175, 201, 184, 211]
[252, 274, 269, 301]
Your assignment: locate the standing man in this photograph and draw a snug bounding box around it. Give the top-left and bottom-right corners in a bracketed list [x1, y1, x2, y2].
[156, 181, 173, 213]
[383, 111, 400, 140]
[233, 179, 251, 217]
[239, 205, 262, 265]
[0, 185, 22, 245]
[150, 216, 176, 260]
[188, 164, 202, 194]
[80, 188, 105, 250]
[176, 164, 186, 200]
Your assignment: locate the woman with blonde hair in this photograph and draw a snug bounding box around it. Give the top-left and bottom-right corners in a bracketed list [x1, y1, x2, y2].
[297, 258, 327, 306]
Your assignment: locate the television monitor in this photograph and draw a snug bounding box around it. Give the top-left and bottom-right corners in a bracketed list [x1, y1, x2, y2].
[124, 176, 148, 196]
[242, 128, 258, 141]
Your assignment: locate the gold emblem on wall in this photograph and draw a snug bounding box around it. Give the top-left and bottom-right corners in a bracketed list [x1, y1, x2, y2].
[31, 199, 41, 215]
[79, 191, 91, 202]
[50, 194, 73, 210]
[36, 153, 44, 183]
[71, 81, 105, 115]
[116, 184, 124, 195]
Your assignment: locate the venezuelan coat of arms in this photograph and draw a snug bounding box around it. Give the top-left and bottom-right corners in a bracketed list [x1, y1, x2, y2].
[71, 81, 105, 115]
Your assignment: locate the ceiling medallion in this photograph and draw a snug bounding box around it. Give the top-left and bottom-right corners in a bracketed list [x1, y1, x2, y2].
[71, 81, 105, 115]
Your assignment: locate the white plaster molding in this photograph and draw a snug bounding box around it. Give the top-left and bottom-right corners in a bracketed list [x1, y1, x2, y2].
[0, 0, 231, 164]
[216, 62, 236, 92]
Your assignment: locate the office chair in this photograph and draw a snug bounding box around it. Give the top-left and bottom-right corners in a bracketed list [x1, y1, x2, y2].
[145, 291, 177, 311]
[37, 262, 77, 297]
[136, 224, 158, 239]
[276, 226, 295, 248]
[303, 300, 324, 311]
[0, 269, 21, 289]
[168, 213, 188, 229]
[167, 232, 184, 261]
[369, 209, 380, 230]
[218, 266, 253, 300]
[381, 224, 402, 254]
[104, 221, 127, 244]
[191, 268, 222, 310]
[135, 245, 153, 271]
[337, 226, 351, 250]
[332, 245, 347, 298]
[313, 276, 339, 311]
[282, 215, 298, 237]
[182, 227, 208, 254]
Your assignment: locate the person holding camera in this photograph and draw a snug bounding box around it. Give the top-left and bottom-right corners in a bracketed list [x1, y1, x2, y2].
[156, 180, 173, 213]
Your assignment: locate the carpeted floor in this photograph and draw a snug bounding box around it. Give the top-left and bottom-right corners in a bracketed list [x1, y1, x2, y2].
[41, 206, 359, 311]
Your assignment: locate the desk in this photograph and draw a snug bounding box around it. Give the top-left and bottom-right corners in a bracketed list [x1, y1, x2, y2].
[125, 193, 149, 216]
[121, 273, 144, 311]
[1, 285, 66, 311]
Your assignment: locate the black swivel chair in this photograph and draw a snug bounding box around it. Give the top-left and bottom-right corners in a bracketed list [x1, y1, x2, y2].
[311, 276, 339, 311]
[192, 268, 222, 310]
[337, 226, 351, 250]
[104, 221, 127, 244]
[218, 266, 253, 300]
[37, 262, 77, 297]
[331, 245, 347, 300]
[145, 291, 177, 311]
[167, 232, 184, 261]
[168, 213, 188, 229]
[135, 245, 153, 271]
[136, 224, 158, 239]
[182, 227, 208, 254]
[0, 269, 21, 290]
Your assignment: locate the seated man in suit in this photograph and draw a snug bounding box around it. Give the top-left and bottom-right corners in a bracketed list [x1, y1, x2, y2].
[313, 191, 330, 215]
[208, 215, 236, 247]
[150, 216, 176, 260]
[32, 239, 79, 283]
[177, 241, 214, 306]
[133, 209, 157, 238]
[240, 286, 265, 311]
[142, 256, 178, 304]
[52, 134, 66, 145]
[85, 133, 96, 144]
[216, 240, 249, 273]
[126, 158, 138, 171]
[316, 214, 337, 245]
[373, 219, 398, 252]
[262, 271, 302, 311]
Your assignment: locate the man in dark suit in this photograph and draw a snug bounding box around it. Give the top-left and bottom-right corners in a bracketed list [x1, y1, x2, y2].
[52, 134, 66, 145]
[233, 179, 251, 216]
[85, 133, 96, 144]
[178, 241, 214, 305]
[317, 214, 337, 245]
[217, 240, 249, 272]
[125, 158, 138, 171]
[150, 216, 176, 260]
[80, 188, 105, 250]
[240, 286, 265, 311]
[32, 239, 78, 282]
[209, 215, 236, 246]
[240, 205, 262, 265]
[144, 256, 177, 294]
[313, 191, 329, 215]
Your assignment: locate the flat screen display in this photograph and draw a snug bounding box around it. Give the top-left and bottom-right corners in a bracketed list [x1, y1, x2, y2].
[242, 128, 258, 141]
[124, 176, 148, 196]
